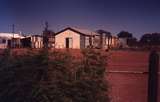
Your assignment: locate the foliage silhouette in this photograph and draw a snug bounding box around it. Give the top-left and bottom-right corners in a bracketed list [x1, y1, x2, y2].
[117, 31, 133, 38]
[0, 49, 109, 102]
[140, 33, 160, 46]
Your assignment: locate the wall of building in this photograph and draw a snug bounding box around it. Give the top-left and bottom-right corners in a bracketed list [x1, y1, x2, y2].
[55, 30, 80, 49]
[110, 37, 120, 48]
[0, 38, 8, 49]
[99, 36, 120, 49]
[85, 36, 91, 48]
[31, 36, 43, 48]
[80, 35, 85, 49]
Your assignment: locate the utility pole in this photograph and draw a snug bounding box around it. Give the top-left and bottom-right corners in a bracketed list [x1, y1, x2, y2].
[12, 24, 15, 36]
[12, 24, 15, 48]
[45, 21, 49, 31]
[43, 21, 49, 49]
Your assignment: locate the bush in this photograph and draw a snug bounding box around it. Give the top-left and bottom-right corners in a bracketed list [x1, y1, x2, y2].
[0, 49, 110, 102]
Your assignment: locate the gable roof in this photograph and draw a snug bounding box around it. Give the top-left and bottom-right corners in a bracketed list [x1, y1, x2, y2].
[55, 27, 99, 36]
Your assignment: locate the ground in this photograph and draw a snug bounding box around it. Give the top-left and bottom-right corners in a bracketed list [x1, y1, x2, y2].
[107, 50, 160, 102]
[0, 49, 160, 102]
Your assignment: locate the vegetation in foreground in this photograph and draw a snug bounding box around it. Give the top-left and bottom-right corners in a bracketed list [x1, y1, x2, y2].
[0, 49, 109, 102]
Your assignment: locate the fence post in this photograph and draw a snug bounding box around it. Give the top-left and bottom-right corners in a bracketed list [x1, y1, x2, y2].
[148, 50, 159, 102]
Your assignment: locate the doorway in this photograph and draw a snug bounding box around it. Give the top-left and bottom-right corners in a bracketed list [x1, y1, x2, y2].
[66, 38, 73, 48]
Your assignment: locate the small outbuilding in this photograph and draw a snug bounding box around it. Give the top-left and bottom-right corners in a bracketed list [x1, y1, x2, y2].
[21, 35, 43, 48]
[0, 33, 24, 49]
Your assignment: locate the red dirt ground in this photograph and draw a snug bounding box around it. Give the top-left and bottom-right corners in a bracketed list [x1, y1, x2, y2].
[108, 50, 160, 102]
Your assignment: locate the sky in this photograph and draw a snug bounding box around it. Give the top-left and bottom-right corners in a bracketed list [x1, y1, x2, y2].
[0, 0, 160, 38]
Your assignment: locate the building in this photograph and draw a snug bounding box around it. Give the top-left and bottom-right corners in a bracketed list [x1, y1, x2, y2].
[0, 27, 120, 49]
[55, 27, 119, 49]
[30, 35, 43, 48]
[21, 35, 43, 48]
[107, 36, 120, 49]
[0, 33, 24, 49]
[96, 34, 119, 49]
[55, 27, 99, 49]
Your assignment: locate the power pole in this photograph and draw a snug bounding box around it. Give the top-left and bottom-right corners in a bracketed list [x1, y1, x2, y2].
[45, 21, 49, 31]
[12, 24, 15, 48]
[43, 21, 49, 49]
[12, 24, 15, 36]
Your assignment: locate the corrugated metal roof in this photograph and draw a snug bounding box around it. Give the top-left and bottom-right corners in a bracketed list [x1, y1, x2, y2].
[0, 33, 24, 39]
[56, 27, 99, 36]
[71, 27, 99, 36]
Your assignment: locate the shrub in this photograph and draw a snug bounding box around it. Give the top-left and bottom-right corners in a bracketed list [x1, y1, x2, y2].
[0, 49, 110, 102]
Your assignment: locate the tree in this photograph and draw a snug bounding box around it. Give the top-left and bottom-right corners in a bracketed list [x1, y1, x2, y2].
[96, 30, 111, 49]
[127, 37, 138, 47]
[43, 21, 55, 48]
[117, 31, 132, 38]
[140, 33, 152, 46]
[117, 31, 139, 48]
[151, 33, 160, 45]
[140, 33, 160, 46]
[96, 30, 111, 36]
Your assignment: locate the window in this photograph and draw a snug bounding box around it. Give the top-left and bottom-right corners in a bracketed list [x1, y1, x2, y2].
[2, 39, 6, 43]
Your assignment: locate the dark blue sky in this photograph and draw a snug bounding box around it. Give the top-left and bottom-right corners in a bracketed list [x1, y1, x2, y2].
[0, 0, 160, 38]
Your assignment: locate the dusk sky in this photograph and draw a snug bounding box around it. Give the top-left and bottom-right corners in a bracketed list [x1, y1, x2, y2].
[0, 0, 160, 38]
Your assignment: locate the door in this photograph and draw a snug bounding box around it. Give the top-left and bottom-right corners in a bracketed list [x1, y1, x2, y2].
[66, 38, 73, 48]
[8, 40, 11, 48]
